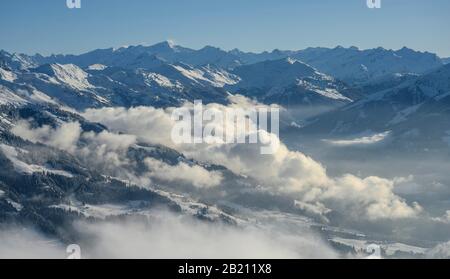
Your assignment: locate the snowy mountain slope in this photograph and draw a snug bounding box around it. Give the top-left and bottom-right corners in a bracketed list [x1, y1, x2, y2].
[0, 68, 17, 82]
[1, 52, 233, 110]
[0, 50, 37, 70]
[1, 59, 107, 110]
[300, 63, 450, 151]
[0, 85, 28, 106]
[229, 58, 354, 107]
[33, 64, 94, 91]
[153, 62, 239, 88]
[85, 64, 232, 107]
[17, 64, 110, 110]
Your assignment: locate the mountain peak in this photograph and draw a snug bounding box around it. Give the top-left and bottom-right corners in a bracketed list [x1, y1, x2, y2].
[148, 41, 178, 52]
[396, 46, 415, 53]
[158, 40, 176, 47]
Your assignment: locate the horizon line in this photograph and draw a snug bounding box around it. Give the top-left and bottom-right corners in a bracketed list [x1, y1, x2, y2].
[2, 40, 447, 59]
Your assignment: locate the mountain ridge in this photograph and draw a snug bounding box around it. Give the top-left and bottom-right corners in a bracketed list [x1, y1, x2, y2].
[3, 41, 445, 84]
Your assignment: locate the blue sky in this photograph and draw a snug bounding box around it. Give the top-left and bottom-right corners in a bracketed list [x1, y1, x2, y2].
[0, 0, 449, 57]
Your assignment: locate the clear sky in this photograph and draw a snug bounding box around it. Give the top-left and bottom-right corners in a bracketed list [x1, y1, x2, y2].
[0, 0, 449, 57]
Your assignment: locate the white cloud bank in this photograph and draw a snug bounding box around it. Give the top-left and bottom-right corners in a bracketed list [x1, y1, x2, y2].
[76, 212, 337, 259]
[80, 100, 422, 221]
[12, 121, 81, 153]
[144, 158, 222, 188]
[11, 121, 221, 189]
[10, 97, 422, 221]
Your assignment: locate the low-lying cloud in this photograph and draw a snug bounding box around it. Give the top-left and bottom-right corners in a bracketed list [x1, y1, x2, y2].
[11, 120, 222, 189]
[80, 98, 422, 221]
[9, 96, 423, 221]
[0, 212, 337, 259]
[144, 158, 223, 188]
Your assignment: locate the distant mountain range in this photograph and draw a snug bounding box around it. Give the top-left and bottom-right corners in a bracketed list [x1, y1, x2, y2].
[1, 42, 446, 110]
[291, 46, 443, 83]
[4, 41, 447, 81]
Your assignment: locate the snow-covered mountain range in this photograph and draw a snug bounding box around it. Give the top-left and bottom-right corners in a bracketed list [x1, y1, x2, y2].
[5, 41, 447, 77]
[291, 46, 443, 84]
[2, 42, 450, 258]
